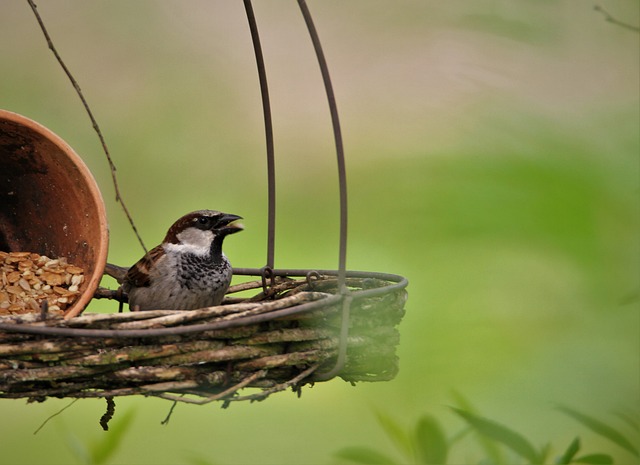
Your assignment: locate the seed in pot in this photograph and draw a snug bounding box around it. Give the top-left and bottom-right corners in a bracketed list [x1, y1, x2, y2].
[53, 286, 73, 296]
[9, 252, 30, 258]
[0, 251, 85, 316]
[42, 272, 64, 286]
[7, 271, 20, 284]
[66, 265, 83, 275]
[45, 259, 59, 268]
[6, 286, 21, 295]
[18, 260, 34, 271]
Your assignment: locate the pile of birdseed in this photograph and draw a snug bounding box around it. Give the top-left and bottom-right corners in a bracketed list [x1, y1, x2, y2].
[0, 251, 85, 315]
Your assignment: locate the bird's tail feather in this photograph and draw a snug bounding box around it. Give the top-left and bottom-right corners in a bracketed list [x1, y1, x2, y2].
[103, 263, 129, 284]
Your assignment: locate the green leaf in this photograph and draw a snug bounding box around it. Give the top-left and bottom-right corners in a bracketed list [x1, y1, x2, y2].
[539, 442, 552, 464]
[613, 411, 639, 432]
[573, 453, 614, 464]
[413, 415, 448, 465]
[89, 408, 135, 465]
[334, 447, 398, 465]
[450, 390, 476, 413]
[450, 392, 503, 465]
[558, 406, 639, 457]
[374, 410, 414, 459]
[451, 407, 541, 464]
[556, 437, 581, 464]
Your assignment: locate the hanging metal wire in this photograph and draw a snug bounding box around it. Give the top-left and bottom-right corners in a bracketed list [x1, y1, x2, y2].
[242, 0, 348, 298]
[297, 0, 349, 293]
[242, 0, 277, 274]
[239, 0, 351, 379]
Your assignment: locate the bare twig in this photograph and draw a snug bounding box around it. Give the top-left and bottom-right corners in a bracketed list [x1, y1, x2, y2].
[93, 287, 128, 302]
[229, 364, 320, 403]
[594, 5, 640, 32]
[160, 400, 179, 426]
[33, 398, 78, 435]
[152, 369, 269, 405]
[26, 0, 148, 253]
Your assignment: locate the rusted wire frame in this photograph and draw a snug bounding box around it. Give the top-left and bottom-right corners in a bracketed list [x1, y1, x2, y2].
[0, 269, 407, 338]
[296, 0, 348, 290]
[240, 3, 352, 379]
[297, 0, 350, 380]
[243, 0, 276, 271]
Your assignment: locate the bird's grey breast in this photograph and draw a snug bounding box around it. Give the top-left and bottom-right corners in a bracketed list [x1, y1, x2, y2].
[175, 252, 232, 292]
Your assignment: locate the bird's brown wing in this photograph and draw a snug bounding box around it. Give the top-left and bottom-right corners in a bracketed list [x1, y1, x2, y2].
[124, 245, 165, 288]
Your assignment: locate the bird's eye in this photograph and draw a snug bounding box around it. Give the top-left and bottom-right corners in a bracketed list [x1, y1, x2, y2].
[196, 216, 211, 229]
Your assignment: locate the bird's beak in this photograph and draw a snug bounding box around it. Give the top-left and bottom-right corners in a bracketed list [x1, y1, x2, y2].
[216, 213, 244, 235]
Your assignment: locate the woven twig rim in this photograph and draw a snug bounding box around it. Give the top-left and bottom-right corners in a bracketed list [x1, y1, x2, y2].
[0, 270, 407, 405]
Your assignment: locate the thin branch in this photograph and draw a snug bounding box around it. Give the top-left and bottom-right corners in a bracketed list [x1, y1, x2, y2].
[93, 287, 127, 302]
[33, 398, 79, 435]
[160, 400, 179, 426]
[152, 369, 268, 405]
[228, 364, 319, 403]
[26, 0, 148, 253]
[594, 4, 640, 32]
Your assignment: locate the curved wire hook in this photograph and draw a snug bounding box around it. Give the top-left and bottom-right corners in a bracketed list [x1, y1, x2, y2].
[297, 0, 348, 294]
[243, 0, 277, 272]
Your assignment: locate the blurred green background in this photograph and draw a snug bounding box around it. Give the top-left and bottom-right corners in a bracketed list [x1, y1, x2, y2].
[1, 1, 638, 464]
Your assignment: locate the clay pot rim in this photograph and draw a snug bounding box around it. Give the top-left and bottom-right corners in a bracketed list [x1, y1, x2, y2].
[0, 109, 109, 318]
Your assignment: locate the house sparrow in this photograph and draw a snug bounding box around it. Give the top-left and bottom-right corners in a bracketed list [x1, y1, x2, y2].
[105, 210, 243, 311]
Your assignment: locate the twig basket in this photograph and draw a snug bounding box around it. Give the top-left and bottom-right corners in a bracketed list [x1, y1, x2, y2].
[0, 270, 406, 404]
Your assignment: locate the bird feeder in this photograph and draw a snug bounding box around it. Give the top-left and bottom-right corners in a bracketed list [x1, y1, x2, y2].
[0, 3, 408, 414]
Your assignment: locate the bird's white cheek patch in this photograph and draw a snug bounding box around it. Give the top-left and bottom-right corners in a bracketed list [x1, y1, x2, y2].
[168, 228, 214, 256]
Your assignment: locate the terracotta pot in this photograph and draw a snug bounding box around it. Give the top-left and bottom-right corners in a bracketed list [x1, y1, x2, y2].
[0, 110, 108, 318]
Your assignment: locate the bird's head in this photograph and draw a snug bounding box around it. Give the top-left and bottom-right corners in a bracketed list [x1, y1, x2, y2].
[163, 210, 243, 256]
